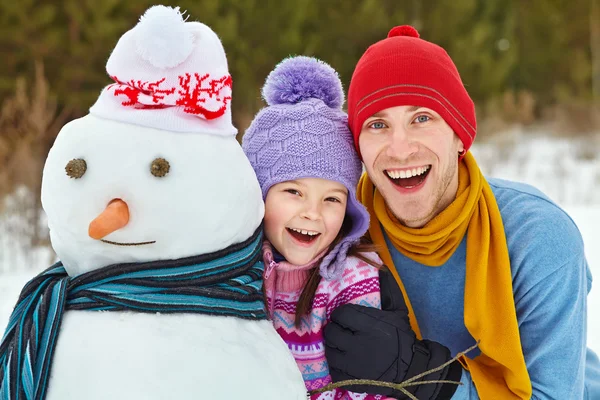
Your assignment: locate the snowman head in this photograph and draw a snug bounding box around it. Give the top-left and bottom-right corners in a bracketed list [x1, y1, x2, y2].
[41, 6, 263, 276]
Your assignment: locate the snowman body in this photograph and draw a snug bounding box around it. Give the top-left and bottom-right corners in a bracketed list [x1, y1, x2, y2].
[40, 115, 307, 399]
[47, 312, 304, 399]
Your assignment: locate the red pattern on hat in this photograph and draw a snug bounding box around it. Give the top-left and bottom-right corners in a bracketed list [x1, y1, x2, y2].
[108, 74, 232, 120]
[348, 25, 477, 157]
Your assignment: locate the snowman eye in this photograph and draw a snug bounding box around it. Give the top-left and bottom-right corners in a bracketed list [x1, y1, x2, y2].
[65, 159, 87, 179]
[150, 158, 170, 178]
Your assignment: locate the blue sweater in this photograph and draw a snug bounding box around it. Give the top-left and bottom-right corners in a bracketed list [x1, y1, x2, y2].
[384, 178, 600, 399]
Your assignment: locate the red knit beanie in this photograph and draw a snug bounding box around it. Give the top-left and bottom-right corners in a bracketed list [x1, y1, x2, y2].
[348, 25, 476, 156]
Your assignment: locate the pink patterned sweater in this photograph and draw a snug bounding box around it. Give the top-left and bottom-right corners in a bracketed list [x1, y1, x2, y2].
[264, 248, 386, 400]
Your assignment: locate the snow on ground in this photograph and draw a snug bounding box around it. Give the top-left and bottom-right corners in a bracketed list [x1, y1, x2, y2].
[0, 272, 33, 331]
[565, 207, 600, 353]
[472, 128, 600, 206]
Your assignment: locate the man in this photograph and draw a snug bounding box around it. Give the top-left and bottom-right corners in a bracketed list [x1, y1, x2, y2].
[323, 25, 600, 399]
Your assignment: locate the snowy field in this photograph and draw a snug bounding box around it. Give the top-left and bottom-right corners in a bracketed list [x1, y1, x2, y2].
[0, 131, 599, 355]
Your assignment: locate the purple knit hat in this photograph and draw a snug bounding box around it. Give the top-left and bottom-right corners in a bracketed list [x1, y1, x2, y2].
[242, 56, 369, 281]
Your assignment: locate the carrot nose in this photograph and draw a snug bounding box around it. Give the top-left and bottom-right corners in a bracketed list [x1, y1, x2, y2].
[88, 199, 130, 240]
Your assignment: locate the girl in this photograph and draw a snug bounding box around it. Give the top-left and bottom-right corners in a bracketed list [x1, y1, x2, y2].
[242, 56, 387, 399]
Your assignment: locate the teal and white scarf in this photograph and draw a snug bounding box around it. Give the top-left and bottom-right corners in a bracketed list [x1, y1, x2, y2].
[0, 226, 266, 400]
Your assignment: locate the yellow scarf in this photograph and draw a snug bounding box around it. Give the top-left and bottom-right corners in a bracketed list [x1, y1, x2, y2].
[357, 152, 532, 399]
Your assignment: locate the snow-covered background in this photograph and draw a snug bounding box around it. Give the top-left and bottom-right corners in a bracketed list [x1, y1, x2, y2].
[0, 128, 599, 354]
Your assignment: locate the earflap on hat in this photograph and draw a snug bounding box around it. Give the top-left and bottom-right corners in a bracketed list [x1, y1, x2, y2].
[90, 5, 236, 135]
[319, 194, 370, 280]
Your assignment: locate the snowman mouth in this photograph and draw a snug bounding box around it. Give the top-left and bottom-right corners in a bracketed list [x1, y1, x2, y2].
[286, 228, 320, 243]
[100, 239, 156, 247]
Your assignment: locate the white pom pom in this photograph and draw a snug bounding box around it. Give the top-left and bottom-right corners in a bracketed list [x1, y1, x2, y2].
[134, 5, 194, 69]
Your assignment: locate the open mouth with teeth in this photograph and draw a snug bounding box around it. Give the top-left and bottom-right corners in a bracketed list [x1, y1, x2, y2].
[386, 165, 431, 189]
[286, 227, 321, 244]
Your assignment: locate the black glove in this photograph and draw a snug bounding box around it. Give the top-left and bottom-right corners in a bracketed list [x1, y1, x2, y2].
[323, 270, 462, 399]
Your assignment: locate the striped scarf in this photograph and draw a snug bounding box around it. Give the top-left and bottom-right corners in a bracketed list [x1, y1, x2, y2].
[0, 226, 266, 400]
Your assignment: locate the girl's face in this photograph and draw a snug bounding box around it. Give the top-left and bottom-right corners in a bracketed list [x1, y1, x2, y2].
[264, 177, 348, 266]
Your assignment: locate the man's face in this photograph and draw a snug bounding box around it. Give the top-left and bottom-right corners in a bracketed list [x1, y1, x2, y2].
[358, 105, 464, 228]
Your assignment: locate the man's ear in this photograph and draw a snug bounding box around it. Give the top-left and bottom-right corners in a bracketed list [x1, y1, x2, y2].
[457, 140, 465, 157]
[453, 133, 465, 155]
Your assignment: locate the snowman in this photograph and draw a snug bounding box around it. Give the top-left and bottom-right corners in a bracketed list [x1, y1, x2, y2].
[0, 5, 307, 400]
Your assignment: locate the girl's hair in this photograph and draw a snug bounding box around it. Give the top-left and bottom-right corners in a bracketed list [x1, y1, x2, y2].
[293, 217, 383, 327]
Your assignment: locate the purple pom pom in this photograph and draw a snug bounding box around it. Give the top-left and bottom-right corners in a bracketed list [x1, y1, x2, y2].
[262, 56, 344, 109]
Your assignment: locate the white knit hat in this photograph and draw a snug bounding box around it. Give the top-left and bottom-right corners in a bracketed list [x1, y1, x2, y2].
[90, 5, 236, 136]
